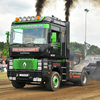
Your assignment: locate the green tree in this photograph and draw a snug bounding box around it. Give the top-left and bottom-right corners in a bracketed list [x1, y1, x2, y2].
[0, 42, 4, 51]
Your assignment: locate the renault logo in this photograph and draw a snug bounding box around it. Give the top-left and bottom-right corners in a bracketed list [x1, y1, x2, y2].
[23, 62, 27, 68]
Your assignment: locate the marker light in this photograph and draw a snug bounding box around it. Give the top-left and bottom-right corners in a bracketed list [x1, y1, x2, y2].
[23, 16, 27, 21]
[19, 17, 22, 22]
[37, 16, 40, 20]
[31, 16, 35, 21]
[15, 17, 19, 21]
[27, 16, 31, 21]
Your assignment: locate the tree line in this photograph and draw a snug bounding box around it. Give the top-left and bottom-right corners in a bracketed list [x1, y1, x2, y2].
[70, 42, 100, 59]
[0, 42, 100, 59]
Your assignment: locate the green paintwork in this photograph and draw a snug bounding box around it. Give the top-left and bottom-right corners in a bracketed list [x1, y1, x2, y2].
[11, 24, 49, 30]
[51, 32, 57, 43]
[51, 43, 60, 49]
[61, 33, 62, 56]
[53, 76, 59, 86]
[13, 58, 37, 70]
[12, 45, 19, 47]
[6, 31, 9, 35]
[14, 16, 45, 23]
[6, 31, 9, 44]
[26, 45, 33, 47]
[7, 35, 9, 44]
[57, 60, 66, 62]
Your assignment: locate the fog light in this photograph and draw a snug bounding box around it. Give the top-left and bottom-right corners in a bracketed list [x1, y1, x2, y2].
[38, 78, 42, 81]
[33, 78, 37, 81]
[9, 77, 12, 80]
[13, 77, 16, 80]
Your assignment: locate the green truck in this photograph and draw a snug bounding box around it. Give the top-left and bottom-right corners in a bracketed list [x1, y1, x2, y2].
[6, 15, 89, 91]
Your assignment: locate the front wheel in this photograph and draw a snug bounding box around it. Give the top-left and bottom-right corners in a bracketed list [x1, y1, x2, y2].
[46, 72, 61, 91]
[12, 81, 25, 88]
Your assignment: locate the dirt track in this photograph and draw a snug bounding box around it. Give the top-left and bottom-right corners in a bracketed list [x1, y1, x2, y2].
[0, 80, 100, 100]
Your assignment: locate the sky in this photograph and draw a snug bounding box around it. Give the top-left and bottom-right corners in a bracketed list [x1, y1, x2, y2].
[0, 0, 100, 47]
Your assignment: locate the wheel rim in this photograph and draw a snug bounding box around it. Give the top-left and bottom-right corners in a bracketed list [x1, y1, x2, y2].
[82, 74, 87, 84]
[53, 76, 59, 88]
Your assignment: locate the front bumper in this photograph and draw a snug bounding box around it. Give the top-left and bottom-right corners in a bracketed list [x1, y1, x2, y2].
[7, 70, 50, 82]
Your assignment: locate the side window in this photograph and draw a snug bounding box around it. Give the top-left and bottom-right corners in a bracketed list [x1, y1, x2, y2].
[51, 26, 60, 31]
[51, 25, 60, 43]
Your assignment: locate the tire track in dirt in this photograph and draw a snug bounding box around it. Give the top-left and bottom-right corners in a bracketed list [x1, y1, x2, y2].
[0, 80, 100, 100]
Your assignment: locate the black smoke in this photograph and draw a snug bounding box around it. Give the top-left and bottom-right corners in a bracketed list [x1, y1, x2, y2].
[35, 0, 46, 16]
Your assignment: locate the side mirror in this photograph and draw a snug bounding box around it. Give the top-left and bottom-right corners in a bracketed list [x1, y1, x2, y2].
[51, 32, 57, 43]
[6, 31, 9, 44]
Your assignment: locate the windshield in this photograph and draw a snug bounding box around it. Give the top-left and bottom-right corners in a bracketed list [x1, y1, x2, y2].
[10, 28, 48, 44]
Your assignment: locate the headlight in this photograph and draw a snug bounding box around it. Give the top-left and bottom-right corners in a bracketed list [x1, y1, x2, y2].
[9, 61, 13, 66]
[38, 60, 42, 63]
[38, 67, 42, 70]
[38, 63, 42, 67]
[9, 60, 13, 69]
[9, 66, 13, 69]
[38, 60, 42, 70]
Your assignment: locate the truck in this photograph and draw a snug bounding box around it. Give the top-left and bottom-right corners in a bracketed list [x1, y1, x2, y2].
[6, 15, 89, 91]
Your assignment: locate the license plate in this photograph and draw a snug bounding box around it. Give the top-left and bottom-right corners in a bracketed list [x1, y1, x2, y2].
[19, 74, 29, 77]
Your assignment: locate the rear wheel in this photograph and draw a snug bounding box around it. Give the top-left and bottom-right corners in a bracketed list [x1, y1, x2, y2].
[12, 81, 25, 88]
[79, 70, 88, 86]
[46, 72, 61, 91]
[74, 70, 88, 86]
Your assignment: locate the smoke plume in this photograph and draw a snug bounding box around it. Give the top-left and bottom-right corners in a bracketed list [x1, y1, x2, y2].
[64, 0, 78, 21]
[35, 0, 46, 16]
[35, 0, 100, 21]
[91, 0, 100, 7]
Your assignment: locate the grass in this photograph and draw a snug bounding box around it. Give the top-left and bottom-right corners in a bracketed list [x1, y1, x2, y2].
[0, 72, 8, 80]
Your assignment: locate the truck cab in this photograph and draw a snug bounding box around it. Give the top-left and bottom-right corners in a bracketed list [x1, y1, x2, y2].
[6, 16, 88, 91]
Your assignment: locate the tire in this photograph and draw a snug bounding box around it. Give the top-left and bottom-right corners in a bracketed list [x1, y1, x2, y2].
[78, 70, 88, 86]
[46, 72, 61, 91]
[12, 81, 25, 88]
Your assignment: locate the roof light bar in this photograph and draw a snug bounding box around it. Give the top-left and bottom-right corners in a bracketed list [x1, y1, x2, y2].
[14, 16, 45, 23]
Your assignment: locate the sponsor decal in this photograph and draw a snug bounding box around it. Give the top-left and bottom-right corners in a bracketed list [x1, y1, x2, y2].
[12, 48, 39, 52]
[12, 24, 43, 29]
[53, 64, 61, 66]
[70, 72, 81, 78]
[75, 52, 82, 57]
